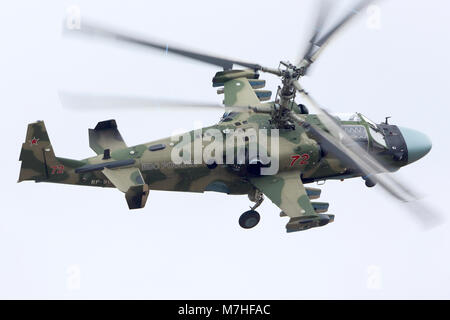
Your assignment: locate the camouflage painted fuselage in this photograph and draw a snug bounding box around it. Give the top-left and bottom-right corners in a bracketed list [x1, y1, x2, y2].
[18, 70, 410, 232]
[19, 111, 402, 194]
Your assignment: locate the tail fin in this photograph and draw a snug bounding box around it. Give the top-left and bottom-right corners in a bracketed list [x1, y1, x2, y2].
[18, 121, 83, 183]
[89, 119, 127, 155]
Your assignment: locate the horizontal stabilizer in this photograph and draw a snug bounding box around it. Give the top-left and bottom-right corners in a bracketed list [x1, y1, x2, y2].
[102, 167, 143, 192]
[89, 119, 127, 155]
[102, 167, 149, 210]
[126, 184, 149, 210]
[75, 159, 135, 174]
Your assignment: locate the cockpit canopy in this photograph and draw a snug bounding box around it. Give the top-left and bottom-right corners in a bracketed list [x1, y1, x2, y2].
[332, 112, 362, 122]
[333, 112, 388, 148]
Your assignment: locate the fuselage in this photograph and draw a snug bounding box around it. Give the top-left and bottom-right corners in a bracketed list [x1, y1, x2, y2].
[70, 111, 430, 195]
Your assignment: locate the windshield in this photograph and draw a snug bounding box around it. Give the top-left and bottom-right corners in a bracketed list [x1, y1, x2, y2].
[360, 114, 387, 148]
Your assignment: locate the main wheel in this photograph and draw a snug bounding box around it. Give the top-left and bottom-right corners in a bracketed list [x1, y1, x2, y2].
[239, 210, 260, 229]
[365, 179, 376, 188]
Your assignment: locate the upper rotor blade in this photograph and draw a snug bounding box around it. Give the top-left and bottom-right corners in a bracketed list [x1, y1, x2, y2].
[298, 0, 377, 73]
[292, 81, 443, 227]
[65, 20, 264, 71]
[299, 0, 333, 68]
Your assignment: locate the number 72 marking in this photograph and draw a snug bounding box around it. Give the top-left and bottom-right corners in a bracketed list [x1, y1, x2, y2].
[50, 165, 65, 174]
[290, 154, 310, 167]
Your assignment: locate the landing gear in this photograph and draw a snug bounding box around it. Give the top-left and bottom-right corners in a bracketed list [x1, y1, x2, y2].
[364, 177, 376, 188]
[248, 189, 264, 210]
[239, 210, 261, 229]
[239, 189, 264, 229]
[365, 180, 376, 188]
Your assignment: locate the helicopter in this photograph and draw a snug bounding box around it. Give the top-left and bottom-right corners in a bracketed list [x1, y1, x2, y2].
[18, 0, 435, 233]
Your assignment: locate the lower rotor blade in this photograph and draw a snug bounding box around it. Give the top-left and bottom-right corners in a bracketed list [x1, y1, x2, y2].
[64, 20, 264, 71]
[58, 91, 225, 111]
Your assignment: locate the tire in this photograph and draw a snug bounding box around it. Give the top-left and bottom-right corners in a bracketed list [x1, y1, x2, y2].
[365, 179, 376, 188]
[239, 210, 260, 229]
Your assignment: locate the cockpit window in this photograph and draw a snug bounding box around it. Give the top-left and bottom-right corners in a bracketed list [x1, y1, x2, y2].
[360, 114, 378, 128]
[359, 114, 387, 148]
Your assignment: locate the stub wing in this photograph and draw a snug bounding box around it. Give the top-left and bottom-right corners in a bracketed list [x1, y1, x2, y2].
[249, 172, 334, 232]
[102, 167, 149, 210]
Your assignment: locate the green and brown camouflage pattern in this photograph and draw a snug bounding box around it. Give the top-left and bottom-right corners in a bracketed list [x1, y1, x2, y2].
[18, 73, 404, 232]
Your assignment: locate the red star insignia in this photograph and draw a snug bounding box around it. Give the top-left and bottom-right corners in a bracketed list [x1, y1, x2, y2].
[30, 137, 39, 146]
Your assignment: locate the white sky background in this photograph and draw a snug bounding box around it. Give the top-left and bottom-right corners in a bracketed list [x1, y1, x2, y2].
[0, 0, 449, 299]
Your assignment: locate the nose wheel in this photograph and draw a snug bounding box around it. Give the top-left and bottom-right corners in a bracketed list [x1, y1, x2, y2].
[363, 176, 376, 188]
[239, 189, 264, 229]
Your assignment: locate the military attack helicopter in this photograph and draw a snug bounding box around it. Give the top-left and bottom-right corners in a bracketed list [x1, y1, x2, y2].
[18, 0, 435, 233]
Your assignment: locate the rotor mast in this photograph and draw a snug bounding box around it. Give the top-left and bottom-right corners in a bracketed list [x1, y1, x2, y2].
[270, 62, 305, 129]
